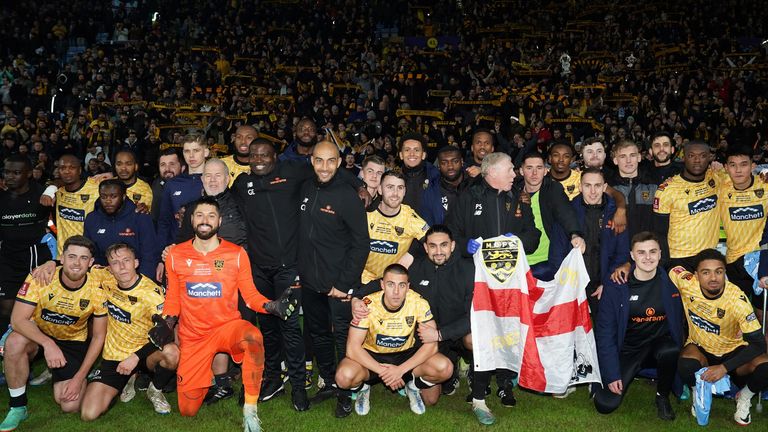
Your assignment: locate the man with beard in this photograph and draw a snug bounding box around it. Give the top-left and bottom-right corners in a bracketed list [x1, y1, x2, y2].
[233, 139, 369, 411]
[0, 236, 108, 431]
[297, 141, 370, 418]
[422, 146, 472, 226]
[674, 249, 768, 426]
[223, 125, 257, 187]
[641, 132, 683, 186]
[399, 132, 439, 212]
[0, 155, 52, 332]
[465, 129, 495, 178]
[84, 180, 158, 277]
[114, 150, 153, 212]
[361, 171, 429, 285]
[280, 118, 318, 163]
[150, 148, 184, 223]
[157, 196, 296, 430]
[653, 141, 724, 270]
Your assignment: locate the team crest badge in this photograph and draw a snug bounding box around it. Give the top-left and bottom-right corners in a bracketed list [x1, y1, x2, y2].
[567, 185, 575, 193]
[128, 295, 138, 305]
[405, 316, 414, 326]
[641, 191, 650, 201]
[214, 259, 225, 271]
[79, 299, 90, 310]
[132, 193, 142, 201]
[708, 179, 715, 188]
[481, 238, 519, 283]
[716, 308, 726, 319]
[395, 226, 404, 236]
[756, 189, 764, 198]
[48, 293, 55, 301]
[80, 194, 90, 203]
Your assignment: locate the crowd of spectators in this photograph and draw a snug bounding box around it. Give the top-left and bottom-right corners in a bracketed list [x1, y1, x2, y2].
[1, 0, 767, 179]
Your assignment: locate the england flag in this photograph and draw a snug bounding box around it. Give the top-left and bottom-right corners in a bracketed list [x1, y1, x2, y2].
[470, 235, 601, 394]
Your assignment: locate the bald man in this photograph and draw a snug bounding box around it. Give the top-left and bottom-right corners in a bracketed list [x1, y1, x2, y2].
[222, 125, 257, 187]
[297, 141, 370, 416]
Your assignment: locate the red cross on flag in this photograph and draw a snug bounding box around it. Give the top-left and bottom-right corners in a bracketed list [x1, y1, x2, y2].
[471, 235, 601, 394]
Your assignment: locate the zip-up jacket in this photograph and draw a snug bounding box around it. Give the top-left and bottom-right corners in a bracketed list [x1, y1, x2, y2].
[157, 173, 202, 247]
[572, 193, 630, 286]
[408, 251, 474, 341]
[232, 161, 364, 268]
[446, 179, 541, 256]
[84, 198, 159, 277]
[297, 173, 369, 294]
[596, 268, 684, 384]
[608, 171, 659, 241]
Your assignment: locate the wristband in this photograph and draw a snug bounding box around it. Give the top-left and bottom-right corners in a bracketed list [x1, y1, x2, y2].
[135, 342, 157, 360]
[43, 185, 58, 198]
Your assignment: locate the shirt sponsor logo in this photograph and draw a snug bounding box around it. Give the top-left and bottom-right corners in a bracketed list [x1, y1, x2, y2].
[186, 282, 222, 298]
[107, 301, 132, 324]
[59, 206, 85, 222]
[688, 310, 720, 335]
[40, 308, 78, 326]
[375, 334, 407, 348]
[728, 205, 764, 221]
[687, 196, 717, 215]
[370, 240, 398, 254]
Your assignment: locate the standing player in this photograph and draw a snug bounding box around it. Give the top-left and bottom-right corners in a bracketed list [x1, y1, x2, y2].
[548, 142, 581, 201]
[52, 154, 101, 256]
[222, 125, 257, 187]
[362, 171, 429, 285]
[0, 155, 52, 332]
[654, 141, 724, 270]
[336, 264, 452, 417]
[80, 243, 178, 420]
[718, 145, 768, 318]
[673, 249, 768, 426]
[114, 150, 153, 212]
[0, 236, 108, 431]
[360, 155, 386, 210]
[155, 196, 296, 431]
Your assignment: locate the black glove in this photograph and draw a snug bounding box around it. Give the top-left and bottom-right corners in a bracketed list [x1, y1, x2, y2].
[148, 314, 176, 349]
[264, 288, 297, 320]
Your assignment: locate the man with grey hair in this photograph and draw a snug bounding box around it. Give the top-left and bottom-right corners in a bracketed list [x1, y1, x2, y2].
[445, 151, 540, 425]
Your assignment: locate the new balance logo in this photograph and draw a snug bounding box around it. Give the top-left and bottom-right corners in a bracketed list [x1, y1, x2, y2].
[419, 280, 430, 286]
[97, 229, 106, 234]
[629, 295, 638, 301]
[729, 205, 764, 221]
[173, 191, 182, 196]
[687, 196, 717, 215]
[186, 282, 222, 298]
[370, 240, 398, 254]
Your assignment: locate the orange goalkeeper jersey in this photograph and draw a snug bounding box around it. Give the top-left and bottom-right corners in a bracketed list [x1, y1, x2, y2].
[164, 239, 269, 341]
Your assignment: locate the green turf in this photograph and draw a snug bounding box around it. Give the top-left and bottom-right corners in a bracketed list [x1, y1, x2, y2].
[1, 368, 763, 432]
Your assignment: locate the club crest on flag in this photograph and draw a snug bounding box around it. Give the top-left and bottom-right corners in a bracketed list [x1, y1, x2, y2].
[481, 239, 519, 283]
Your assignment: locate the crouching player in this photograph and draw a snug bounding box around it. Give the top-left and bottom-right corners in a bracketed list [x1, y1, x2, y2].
[335, 264, 452, 417]
[80, 243, 179, 420]
[1, 236, 108, 431]
[149, 196, 296, 432]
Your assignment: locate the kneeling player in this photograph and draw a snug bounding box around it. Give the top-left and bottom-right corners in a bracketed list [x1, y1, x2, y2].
[80, 243, 179, 420]
[673, 249, 768, 426]
[151, 196, 296, 432]
[1, 237, 108, 431]
[335, 264, 452, 417]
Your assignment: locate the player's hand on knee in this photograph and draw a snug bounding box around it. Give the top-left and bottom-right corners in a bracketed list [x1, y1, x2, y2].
[62, 379, 83, 402]
[149, 314, 176, 349]
[117, 354, 140, 375]
[607, 380, 623, 395]
[265, 288, 297, 320]
[32, 260, 57, 285]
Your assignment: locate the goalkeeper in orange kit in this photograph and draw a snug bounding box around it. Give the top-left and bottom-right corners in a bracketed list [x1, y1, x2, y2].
[149, 196, 296, 431]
